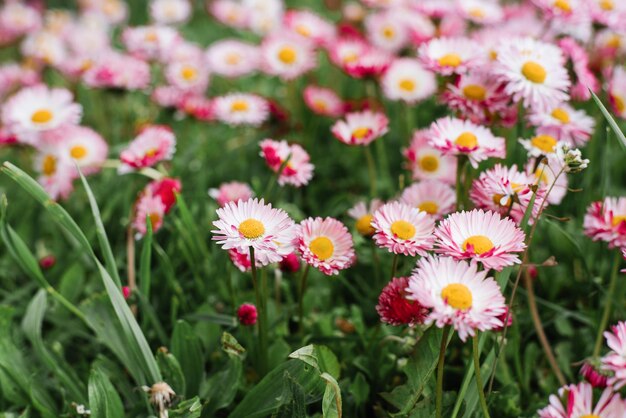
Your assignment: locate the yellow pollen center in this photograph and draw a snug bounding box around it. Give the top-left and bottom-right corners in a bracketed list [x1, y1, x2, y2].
[469, 8, 485, 18]
[418, 201, 439, 215]
[238, 218, 265, 239]
[31, 109, 53, 124]
[463, 84, 487, 101]
[230, 100, 249, 112]
[382, 26, 395, 39]
[612, 94, 625, 113]
[355, 214, 375, 236]
[607, 35, 621, 49]
[489, 50, 498, 61]
[399, 79, 416, 92]
[42, 155, 56, 176]
[441, 283, 473, 310]
[145, 32, 158, 42]
[70, 145, 88, 159]
[419, 155, 439, 172]
[531, 134, 558, 153]
[390, 220, 416, 240]
[352, 127, 370, 139]
[278, 46, 297, 64]
[312, 99, 327, 111]
[462, 235, 494, 255]
[581, 415, 601, 418]
[521, 61, 547, 84]
[145, 148, 158, 158]
[438, 53, 462, 68]
[225, 53, 241, 65]
[181, 66, 197, 81]
[600, 0, 614, 10]
[554, 0, 572, 12]
[309, 236, 334, 260]
[295, 24, 311, 37]
[551, 107, 570, 123]
[343, 52, 358, 63]
[612, 215, 626, 227]
[455, 132, 478, 149]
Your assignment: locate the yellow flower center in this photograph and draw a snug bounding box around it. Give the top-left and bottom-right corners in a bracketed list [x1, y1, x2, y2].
[612, 94, 625, 113]
[441, 283, 473, 310]
[607, 35, 621, 49]
[521, 61, 547, 84]
[181, 66, 197, 81]
[230, 100, 249, 112]
[313, 99, 327, 112]
[418, 201, 439, 215]
[531, 134, 558, 153]
[469, 7, 485, 18]
[31, 109, 53, 124]
[612, 215, 626, 227]
[343, 52, 358, 63]
[554, 0, 572, 12]
[42, 155, 56, 176]
[463, 84, 486, 101]
[399, 79, 416, 92]
[438, 53, 462, 68]
[382, 26, 395, 39]
[455, 132, 478, 149]
[420, 154, 439, 172]
[352, 127, 370, 139]
[390, 220, 415, 240]
[581, 415, 601, 418]
[70, 145, 88, 159]
[144, 31, 158, 42]
[551, 107, 570, 123]
[600, 0, 614, 10]
[238, 218, 265, 239]
[489, 50, 498, 61]
[309, 236, 334, 260]
[225, 53, 241, 65]
[355, 214, 375, 236]
[278, 46, 297, 64]
[145, 148, 158, 158]
[295, 24, 311, 37]
[462, 235, 494, 255]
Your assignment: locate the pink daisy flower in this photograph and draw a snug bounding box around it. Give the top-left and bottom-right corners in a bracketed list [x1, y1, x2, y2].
[364, 9, 410, 53]
[228, 248, 254, 272]
[82, 52, 151, 91]
[209, 0, 249, 29]
[33, 147, 75, 201]
[435, 209, 526, 271]
[608, 66, 626, 119]
[580, 361, 609, 389]
[406, 256, 507, 341]
[377, 276, 428, 327]
[205, 39, 260, 78]
[457, 0, 504, 25]
[602, 321, 626, 390]
[347, 199, 384, 237]
[303, 85, 344, 117]
[119, 125, 176, 172]
[470, 164, 546, 225]
[537, 382, 625, 418]
[213, 93, 269, 126]
[428, 116, 506, 168]
[121, 25, 181, 62]
[1, 85, 82, 146]
[151, 85, 188, 108]
[0, 63, 39, 101]
[328, 38, 369, 69]
[527, 103, 595, 147]
[147, 177, 181, 213]
[371, 201, 436, 256]
[283, 9, 336, 47]
[212, 198, 296, 266]
[209, 181, 254, 207]
[403, 129, 457, 184]
[558, 37, 599, 101]
[150, 0, 191, 25]
[295, 217, 355, 275]
[165, 59, 209, 93]
[342, 46, 393, 79]
[20, 30, 67, 66]
[133, 194, 166, 237]
[0, 3, 42, 41]
[584, 197, 626, 248]
[493, 37, 570, 111]
[381, 58, 436, 104]
[237, 303, 258, 325]
[331, 110, 389, 146]
[176, 94, 214, 121]
[46, 125, 108, 176]
[259, 139, 314, 187]
[261, 33, 316, 81]
[400, 180, 456, 219]
[418, 37, 480, 76]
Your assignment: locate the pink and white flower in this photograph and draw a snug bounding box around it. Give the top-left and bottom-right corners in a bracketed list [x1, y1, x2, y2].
[82, 52, 151, 90]
[213, 93, 269, 126]
[165, 59, 209, 93]
[584, 197, 626, 248]
[381, 58, 436, 104]
[528, 103, 595, 147]
[400, 180, 456, 220]
[205, 39, 259, 78]
[347, 199, 384, 237]
[435, 209, 526, 271]
[371, 201, 436, 256]
[259, 139, 314, 187]
[122, 25, 181, 62]
[209, 181, 254, 207]
[418, 37, 480, 76]
[150, 0, 191, 25]
[284, 9, 336, 46]
[119, 125, 176, 172]
[558, 37, 599, 101]
[537, 381, 626, 418]
[133, 194, 166, 237]
[609, 66, 626, 119]
[331, 110, 389, 146]
[295, 217, 355, 275]
[602, 321, 626, 390]
[407, 256, 507, 341]
[403, 130, 456, 184]
[261, 33, 316, 80]
[303, 85, 344, 117]
[364, 9, 410, 52]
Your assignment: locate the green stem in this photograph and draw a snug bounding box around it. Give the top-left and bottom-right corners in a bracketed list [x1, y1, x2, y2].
[390, 253, 399, 280]
[298, 264, 311, 335]
[593, 250, 622, 357]
[455, 156, 468, 211]
[436, 326, 451, 418]
[364, 146, 377, 198]
[249, 247, 268, 375]
[473, 334, 490, 418]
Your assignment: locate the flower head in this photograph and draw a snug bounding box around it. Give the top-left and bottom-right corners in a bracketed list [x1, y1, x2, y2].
[400, 180, 456, 220]
[377, 277, 428, 327]
[295, 217, 355, 275]
[403, 130, 457, 184]
[303, 85, 344, 117]
[584, 197, 626, 248]
[213, 93, 269, 126]
[372, 202, 436, 256]
[418, 37, 480, 75]
[209, 181, 254, 207]
[259, 139, 314, 187]
[143, 381, 176, 418]
[528, 103, 595, 147]
[206, 39, 260, 78]
[331, 110, 389, 146]
[237, 303, 258, 325]
[261, 33, 316, 80]
[347, 199, 384, 237]
[381, 58, 436, 104]
[120, 125, 176, 172]
[537, 381, 625, 418]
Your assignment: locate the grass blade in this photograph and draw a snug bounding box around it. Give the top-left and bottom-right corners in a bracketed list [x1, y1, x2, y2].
[590, 90, 626, 152]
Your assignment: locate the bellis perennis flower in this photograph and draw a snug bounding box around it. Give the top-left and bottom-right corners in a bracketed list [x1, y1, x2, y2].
[295, 217, 355, 275]
[331, 110, 389, 146]
[372, 202, 436, 256]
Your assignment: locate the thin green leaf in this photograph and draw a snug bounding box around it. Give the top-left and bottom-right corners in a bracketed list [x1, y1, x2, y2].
[171, 321, 204, 397]
[139, 216, 153, 298]
[590, 90, 626, 152]
[88, 366, 124, 418]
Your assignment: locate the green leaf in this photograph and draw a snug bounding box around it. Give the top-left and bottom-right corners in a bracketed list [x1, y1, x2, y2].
[171, 321, 204, 397]
[273, 372, 307, 418]
[156, 349, 186, 397]
[169, 397, 203, 418]
[349, 373, 369, 406]
[590, 90, 626, 152]
[221, 331, 245, 357]
[139, 216, 153, 298]
[289, 344, 340, 379]
[321, 372, 342, 418]
[88, 366, 124, 418]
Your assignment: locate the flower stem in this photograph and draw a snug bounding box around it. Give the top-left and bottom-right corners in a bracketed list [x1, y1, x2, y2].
[593, 250, 622, 357]
[455, 156, 468, 211]
[249, 247, 268, 375]
[473, 334, 490, 418]
[390, 253, 399, 280]
[436, 326, 451, 418]
[298, 264, 311, 335]
[364, 146, 377, 198]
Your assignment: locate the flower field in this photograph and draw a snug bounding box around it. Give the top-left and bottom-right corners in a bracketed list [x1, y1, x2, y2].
[2, 0, 626, 417]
